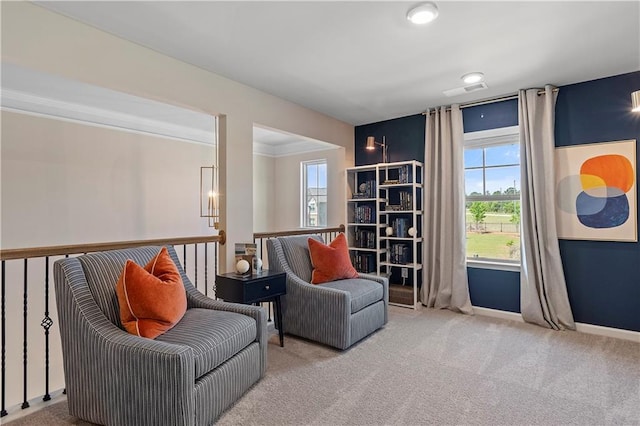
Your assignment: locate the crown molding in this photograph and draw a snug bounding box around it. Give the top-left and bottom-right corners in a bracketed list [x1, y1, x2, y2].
[253, 139, 339, 158]
[1, 89, 215, 145]
[253, 141, 277, 157]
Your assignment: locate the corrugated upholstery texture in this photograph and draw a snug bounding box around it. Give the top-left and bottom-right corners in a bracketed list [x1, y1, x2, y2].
[79, 246, 161, 325]
[321, 278, 384, 313]
[267, 236, 388, 350]
[350, 301, 386, 345]
[278, 235, 322, 283]
[357, 272, 389, 323]
[157, 308, 256, 379]
[194, 343, 261, 425]
[54, 245, 266, 425]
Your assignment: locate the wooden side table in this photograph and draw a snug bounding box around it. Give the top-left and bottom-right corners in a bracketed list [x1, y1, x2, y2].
[215, 270, 287, 347]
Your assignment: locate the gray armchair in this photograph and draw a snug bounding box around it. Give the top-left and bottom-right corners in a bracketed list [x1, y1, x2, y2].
[267, 235, 388, 350]
[54, 245, 267, 426]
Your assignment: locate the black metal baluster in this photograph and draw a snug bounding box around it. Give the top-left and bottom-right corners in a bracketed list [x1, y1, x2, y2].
[194, 244, 198, 291]
[263, 237, 272, 322]
[183, 245, 187, 272]
[1, 261, 7, 417]
[253, 238, 258, 261]
[22, 259, 29, 409]
[204, 243, 208, 297]
[62, 237, 67, 400]
[41, 257, 53, 401]
[213, 243, 218, 297]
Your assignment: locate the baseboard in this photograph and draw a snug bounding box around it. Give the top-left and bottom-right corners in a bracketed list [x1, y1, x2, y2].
[472, 306, 524, 323]
[472, 306, 640, 343]
[2, 389, 66, 423]
[574, 322, 640, 343]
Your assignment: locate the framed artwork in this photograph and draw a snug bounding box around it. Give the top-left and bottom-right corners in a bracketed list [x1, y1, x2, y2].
[555, 139, 637, 242]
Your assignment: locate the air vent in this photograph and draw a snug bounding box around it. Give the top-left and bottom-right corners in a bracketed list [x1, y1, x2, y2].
[464, 82, 487, 92]
[443, 82, 489, 97]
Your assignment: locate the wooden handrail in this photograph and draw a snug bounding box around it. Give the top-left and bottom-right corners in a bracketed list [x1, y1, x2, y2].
[0, 230, 226, 261]
[253, 225, 345, 240]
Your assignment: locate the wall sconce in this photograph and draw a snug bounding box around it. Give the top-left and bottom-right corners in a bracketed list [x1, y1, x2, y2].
[632, 90, 640, 112]
[366, 136, 389, 163]
[200, 165, 219, 229]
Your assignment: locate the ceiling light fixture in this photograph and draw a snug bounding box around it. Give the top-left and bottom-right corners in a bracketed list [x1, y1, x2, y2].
[407, 2, 439, 25]
[461, 72, 485, 85]
[632, 90, 640, 112]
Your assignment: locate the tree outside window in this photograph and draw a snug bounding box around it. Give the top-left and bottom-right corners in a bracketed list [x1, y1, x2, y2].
[464, 138, 521, 263]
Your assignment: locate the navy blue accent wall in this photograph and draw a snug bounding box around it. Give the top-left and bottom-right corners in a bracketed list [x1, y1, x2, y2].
[555, 71, 640, 332]
[468, 268, 520, 312]
[355, 114, 424, 166]
[463, 98, 518, 133]
[355, 71, 640, 331]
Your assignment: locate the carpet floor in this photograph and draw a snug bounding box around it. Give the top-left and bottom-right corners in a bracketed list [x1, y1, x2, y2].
[6, 306, 640, 425]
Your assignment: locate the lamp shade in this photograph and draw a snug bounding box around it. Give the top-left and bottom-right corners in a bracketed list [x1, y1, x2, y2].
[366, 136, 376, 150]
[632, 90, 640, 112]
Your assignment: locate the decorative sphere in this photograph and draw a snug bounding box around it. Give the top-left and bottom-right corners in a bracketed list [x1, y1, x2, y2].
[385, 226, 393, 236]
[236, 259, 250, 274]
[408, 227, 417, 237]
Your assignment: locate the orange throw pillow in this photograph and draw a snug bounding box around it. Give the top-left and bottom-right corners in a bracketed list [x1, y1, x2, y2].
[116, 247, 187, 339]
[308, 233, 358, 284]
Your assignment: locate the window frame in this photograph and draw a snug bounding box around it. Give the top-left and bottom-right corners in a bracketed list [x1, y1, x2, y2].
[301, 159, 328, 228]
[464, 126, 521, 271]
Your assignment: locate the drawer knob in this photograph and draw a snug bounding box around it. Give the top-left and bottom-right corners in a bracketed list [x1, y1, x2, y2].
[265, 285, 270, 290]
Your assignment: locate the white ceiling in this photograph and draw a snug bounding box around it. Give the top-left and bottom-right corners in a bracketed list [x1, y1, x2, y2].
[34, 1, 640, 126]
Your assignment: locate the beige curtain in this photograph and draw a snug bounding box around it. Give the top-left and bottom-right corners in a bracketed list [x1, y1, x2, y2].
[519, 86, 575, 330]
[421, 105, 473, 314]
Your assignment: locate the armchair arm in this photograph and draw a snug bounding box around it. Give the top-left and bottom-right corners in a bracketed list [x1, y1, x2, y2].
[283, 264, 352, 349]
[54, 259, 195, 426]
[357, 272, 389, 323]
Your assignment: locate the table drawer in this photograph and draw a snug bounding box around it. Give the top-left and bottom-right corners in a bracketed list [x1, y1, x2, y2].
[244, 275, 286, 303]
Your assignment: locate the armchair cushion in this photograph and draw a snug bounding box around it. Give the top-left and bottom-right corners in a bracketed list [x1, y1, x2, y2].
[308, 233, 358, 284]
[116, 247, 187, 339]
[320, 278, 384, 313]
[79, 246, 168, 325]
[156, 308, 257, 379]
[279, 235, 322, 282]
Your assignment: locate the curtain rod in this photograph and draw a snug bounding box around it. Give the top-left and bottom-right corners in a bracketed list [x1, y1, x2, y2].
[422, 88, 558, 115]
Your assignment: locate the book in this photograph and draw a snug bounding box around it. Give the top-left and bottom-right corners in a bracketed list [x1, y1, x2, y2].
[234, 242, 257, 276]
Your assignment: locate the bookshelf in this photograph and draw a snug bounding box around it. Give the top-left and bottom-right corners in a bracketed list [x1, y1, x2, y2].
[346, 161, 423, 308]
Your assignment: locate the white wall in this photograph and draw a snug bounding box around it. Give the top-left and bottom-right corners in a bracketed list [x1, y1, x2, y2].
[1, 2, 354, 269]
[1, 111, 214, 247]
[274, 147, 345, 231]
[253, 148, 345, 233]
[252, 153, 276, 232]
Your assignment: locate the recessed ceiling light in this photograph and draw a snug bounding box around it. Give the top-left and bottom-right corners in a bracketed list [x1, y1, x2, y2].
[407, 2, 439, 25]
[461, 72, 485, 84]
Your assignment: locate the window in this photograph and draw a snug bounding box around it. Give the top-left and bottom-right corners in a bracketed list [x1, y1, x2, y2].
[464, 127, 520, 265]
[302, 160, 327, 227]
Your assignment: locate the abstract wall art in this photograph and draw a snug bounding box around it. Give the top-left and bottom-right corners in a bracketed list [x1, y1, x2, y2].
[555, 139, 637, 242]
